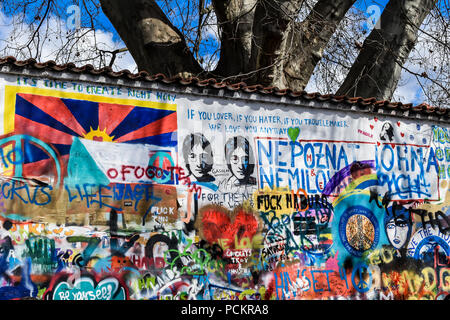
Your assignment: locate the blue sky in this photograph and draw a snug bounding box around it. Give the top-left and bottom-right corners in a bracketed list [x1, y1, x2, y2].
[355, 0, 389, 10]
[1, 0, 393, 46]
[0, 0, 446, 106]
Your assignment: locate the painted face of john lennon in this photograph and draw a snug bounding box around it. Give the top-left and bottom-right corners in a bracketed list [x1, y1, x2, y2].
[224, 136, 255, 185]
[229, 147, 249, 180]
[187, 144, 213, 179]
[182, 133, 214, 182]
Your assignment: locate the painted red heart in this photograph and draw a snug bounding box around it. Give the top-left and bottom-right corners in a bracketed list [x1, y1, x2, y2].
[401, 132, 405, 137]
[397, 121, 401, 127]
[370, 125, 374, 130]
[197, 205, 259, 249]
[377, 141, 381, 146]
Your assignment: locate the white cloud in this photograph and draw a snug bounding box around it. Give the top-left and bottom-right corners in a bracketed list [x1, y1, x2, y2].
[0, 8, 138, 73]
[392, 72, 426, 104]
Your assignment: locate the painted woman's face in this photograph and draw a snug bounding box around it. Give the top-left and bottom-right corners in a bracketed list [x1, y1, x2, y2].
[386, 218, 410, 249]
[229, 147, 249, 180]
[187, 144, 211, 179]
[380, 123, 392, 141]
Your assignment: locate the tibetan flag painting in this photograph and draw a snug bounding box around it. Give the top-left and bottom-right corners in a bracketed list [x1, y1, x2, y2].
[7, 93, 177, 183]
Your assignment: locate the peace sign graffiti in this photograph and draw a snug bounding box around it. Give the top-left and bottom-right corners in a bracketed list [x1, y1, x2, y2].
[351, 262, 372, 293]
[0, 134, 62, 186]
[148, 151, 174, 184]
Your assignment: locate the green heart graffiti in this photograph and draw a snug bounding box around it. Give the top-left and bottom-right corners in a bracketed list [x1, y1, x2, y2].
[288, 127, 300, 142]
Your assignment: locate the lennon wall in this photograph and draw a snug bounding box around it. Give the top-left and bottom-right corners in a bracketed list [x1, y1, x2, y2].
[0, 71, 447, 300]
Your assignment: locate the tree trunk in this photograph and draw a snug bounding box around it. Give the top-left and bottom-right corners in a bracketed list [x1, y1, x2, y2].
[282, 0, 357, 90]
[100, 0, 437, 99]
[100, 0, 202, 78]
[244, 0, 355, 91]
[336, 0, 437, 100]
[211, 0, 257, 78]
[247, 0, 303, 87]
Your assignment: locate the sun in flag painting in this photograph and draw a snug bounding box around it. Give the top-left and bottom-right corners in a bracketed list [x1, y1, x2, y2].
[8, 92, 177, 183]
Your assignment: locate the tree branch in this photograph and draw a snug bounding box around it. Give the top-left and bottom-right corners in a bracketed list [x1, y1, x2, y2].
[100, 0, 202, 77]
[336, 0, 438, 100]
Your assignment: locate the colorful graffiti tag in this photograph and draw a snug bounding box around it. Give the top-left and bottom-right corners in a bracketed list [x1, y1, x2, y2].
[0, 74, 447, 300]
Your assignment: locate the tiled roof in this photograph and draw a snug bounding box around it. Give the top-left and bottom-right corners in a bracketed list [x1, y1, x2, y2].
[0, 56, 448, 121]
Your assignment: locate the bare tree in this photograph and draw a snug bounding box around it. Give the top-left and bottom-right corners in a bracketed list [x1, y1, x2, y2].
[336, 0, 439, 100]
[0, 0, 448, 107]
[0, 0, 132, 70]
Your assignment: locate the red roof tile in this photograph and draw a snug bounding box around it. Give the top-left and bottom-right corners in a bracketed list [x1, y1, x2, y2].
[0, 56, 447, 121]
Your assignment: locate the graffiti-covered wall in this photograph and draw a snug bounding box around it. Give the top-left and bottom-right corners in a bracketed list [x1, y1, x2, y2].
[0, 71, 448, 300]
